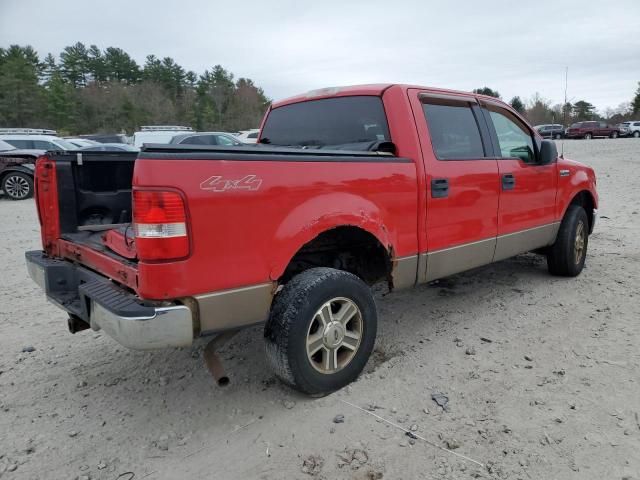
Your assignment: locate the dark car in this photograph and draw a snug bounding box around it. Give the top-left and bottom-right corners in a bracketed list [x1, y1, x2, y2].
[565, 121, 619, 139]
[169, 132, 244, 146]
[0, 139, 45, 200]
[79, 143, 139, 152]
[535, 124, 565, 139]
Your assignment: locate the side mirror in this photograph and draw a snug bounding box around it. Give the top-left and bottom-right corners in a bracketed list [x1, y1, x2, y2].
[538, 139, 557, 165]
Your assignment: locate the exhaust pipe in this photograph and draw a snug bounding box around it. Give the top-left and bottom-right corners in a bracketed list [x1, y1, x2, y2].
[203, 331, 238, 387]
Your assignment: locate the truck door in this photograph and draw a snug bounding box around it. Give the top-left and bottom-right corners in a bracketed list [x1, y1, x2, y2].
[408, 90, 500, 282]
[479, 100, 558, 261]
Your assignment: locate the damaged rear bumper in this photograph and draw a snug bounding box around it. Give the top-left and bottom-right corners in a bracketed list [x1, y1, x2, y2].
[25, 251, 193, 350]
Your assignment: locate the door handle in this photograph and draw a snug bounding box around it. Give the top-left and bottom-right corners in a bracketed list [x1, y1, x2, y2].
[431, 178, 449, 198]
[502, 173, 515, 191]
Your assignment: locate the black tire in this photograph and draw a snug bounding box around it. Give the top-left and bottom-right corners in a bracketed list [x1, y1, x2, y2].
[610, 131, 618, 139]
[547, 205, 589, 277]
[584, 132, 592, 140]
[264, 268, 377, 395]
[2, 172, 34, 200]
[633, 131, 640, 138]
[554, 133, 562, 140]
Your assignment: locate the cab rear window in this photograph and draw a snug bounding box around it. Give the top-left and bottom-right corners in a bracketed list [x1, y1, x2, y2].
[260, 96, 390, 150]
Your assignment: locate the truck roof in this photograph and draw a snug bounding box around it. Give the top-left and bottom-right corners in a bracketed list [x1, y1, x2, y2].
[271, 84, 511, 109]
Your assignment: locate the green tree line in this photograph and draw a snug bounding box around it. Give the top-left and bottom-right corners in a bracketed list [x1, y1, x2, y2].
[473, 85, 640, 126]
[0, 43, 270, 134]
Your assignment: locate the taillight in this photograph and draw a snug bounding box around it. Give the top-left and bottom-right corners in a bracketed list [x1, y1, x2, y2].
[133, 190, 189, 261]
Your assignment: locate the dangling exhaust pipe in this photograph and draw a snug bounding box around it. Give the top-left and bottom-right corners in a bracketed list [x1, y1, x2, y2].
[203, 331, 238, 387]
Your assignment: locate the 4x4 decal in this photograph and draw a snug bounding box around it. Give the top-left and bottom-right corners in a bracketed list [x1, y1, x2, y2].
[200, 175, 262, 192]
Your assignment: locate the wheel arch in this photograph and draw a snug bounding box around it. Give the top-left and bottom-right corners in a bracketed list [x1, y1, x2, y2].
[566, 190, 596, 233]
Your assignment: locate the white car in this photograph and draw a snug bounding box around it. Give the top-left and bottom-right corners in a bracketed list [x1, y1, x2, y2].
[133, 126, 194, 148]
[235, 129, 260, 144]
[0, 129, 77, 150]
[619, 121, 640, 138]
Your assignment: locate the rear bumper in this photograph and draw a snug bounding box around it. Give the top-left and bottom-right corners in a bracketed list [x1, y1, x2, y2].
[25, 251, 194, 350]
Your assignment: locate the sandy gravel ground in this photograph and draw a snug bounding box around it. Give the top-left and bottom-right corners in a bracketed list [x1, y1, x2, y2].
[0, 138, 639, 480]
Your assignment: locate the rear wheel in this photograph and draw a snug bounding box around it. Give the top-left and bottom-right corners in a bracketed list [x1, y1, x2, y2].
[554, 133, 562, 140]
[584, 132, 592, 140]
[633, 131, 640, 138]
[264, 268, 377, 395]
[2, 172, 33, 200]
[610, 131, 618, 139]
[547, 205, 589, 277]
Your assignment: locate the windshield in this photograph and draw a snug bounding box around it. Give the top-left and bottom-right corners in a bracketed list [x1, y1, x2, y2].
[0, 139, 16, 152]
[260, 96, 391, 150]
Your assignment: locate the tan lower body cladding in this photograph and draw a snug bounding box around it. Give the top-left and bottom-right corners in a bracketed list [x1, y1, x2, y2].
[194, 222, 559, 333]
[195, 283, 275, 334]
[418, 222, 560, 283]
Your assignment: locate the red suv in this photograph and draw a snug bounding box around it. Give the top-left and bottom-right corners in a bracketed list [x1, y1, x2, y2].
[565, 121, 619, 139]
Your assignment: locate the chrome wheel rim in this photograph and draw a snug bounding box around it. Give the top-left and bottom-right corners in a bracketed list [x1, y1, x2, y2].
[574, 221, 586, 264]
[4, 175, 30, 199]
[306, 297, 363, 374]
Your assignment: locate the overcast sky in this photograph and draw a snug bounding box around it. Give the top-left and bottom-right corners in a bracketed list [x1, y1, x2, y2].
[2, 0, 639, 112]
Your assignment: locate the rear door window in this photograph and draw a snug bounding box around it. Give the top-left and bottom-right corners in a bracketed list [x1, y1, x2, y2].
[216, 135, 236, 146]
[421, 102, 486, 160]
[33, 140, 56, 150]
[261, 96, 391, 150]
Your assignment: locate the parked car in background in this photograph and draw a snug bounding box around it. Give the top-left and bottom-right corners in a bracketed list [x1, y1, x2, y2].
[236, 129, 260, 143]
[169, 132, 243, 146]
[564, 121, 619, 139]
[65, 138, 100, 148]
[133, 126, 193, 148]
[534, 124, 565, 139]
[79, 143, 139, 152]
[618, 121, 640, 138]
[0, 129, 78, 150]
[0, 139, 45, 200]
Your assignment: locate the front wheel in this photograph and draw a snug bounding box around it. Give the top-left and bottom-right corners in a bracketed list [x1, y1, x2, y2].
[610, 131, 618, 139]
[547, 205, 589, 277]
[554, 133, 562, 140]
[264, 268, 377, 395]
[633, 131, 640, 138]
[2, 172, 34, 200]
[584, 133, 593, 140]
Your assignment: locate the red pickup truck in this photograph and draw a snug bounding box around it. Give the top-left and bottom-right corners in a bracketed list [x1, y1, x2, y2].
[26, 84, 598, 395]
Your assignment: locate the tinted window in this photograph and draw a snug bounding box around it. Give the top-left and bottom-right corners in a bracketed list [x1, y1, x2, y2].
[216, 135, 236, 146]
[180, 135, 208, 145]
[634, 122, 640, 127]
[488, 108, 535, 163]
[33, 140, 56, 150]
[261, 96, 390, 150]
[599, 122, 607, 128]
[422, 102, 485, 160]
[199, 135, 218, 145]
[4, 139, 32, 149]
[247, 132, 258, 139]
